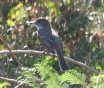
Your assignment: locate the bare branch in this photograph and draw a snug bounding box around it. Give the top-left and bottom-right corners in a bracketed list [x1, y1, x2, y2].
[14, 79, 28, 88]
[3, 41, 23, 67]
[0, 50, 100, 75]
[64, 56, 100, 75]
[0, 76, 28, 88]
[0, 50, 44, 55]
[0, 34, 23, 68]
[0, 76, 19, 83]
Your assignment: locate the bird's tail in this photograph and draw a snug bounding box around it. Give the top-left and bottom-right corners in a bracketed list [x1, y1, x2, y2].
[56, 51, 67, 71]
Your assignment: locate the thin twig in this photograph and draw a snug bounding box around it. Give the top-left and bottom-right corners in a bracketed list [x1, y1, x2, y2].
[0, 34, 23, 68]
[14, 79, 28, 88]
[0, 76, 19, 83]
[0, 76, 29, 88]
[3, 41, 23, 67]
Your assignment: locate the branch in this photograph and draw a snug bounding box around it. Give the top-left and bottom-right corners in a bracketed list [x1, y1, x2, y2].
[0, 50, 44, 55]
[0, 76, 19, 83]
[14, 79, 28, 88]
[64, 56, 100, 75]
[0, 34, 23, 68]
[0, 76, 28, 88]
[0, 50, 100, 75]
[3, 41, 23, 67]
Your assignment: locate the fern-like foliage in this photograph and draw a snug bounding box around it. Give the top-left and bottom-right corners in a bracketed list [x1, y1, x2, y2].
[34, 56, 86, 88]
[60, 69, 85, 85]
[34, 61, 68, 88]
[89, 72, 104, 88]
[18, 67, 40, 88]
[18, 56, 86, 88]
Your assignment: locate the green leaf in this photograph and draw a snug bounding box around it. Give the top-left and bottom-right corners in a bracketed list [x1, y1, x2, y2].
[7, 19, 15, 27]
[90, 73, 104, 88]
[7, 2, 27, 26]
[0, 44, 4, 58]
[34, 61, 66, 88]
[60, 69, 85, 85]
[0, 44, 4, 50]
[65, 0, 71, 5]
[0, 82, 10, 88]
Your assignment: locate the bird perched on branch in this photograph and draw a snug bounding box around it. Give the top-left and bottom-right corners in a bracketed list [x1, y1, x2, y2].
[27, 17, 67, 71]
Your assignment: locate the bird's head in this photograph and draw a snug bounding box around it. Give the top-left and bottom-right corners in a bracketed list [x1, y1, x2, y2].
[35, 17, 49, 26]
[26, 17, 50, 30]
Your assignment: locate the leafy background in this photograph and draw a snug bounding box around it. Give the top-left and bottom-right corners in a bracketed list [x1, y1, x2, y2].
[0, 0, 104, 88]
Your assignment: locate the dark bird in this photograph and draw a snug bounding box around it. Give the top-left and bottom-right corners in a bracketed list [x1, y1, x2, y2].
[27, 17, 67, 71]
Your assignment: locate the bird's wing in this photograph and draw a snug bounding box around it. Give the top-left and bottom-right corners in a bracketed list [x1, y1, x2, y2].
[40, 36, 55, 54]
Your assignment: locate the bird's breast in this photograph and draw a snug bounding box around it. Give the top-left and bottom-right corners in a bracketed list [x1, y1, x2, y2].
[38, 28, 52, 37]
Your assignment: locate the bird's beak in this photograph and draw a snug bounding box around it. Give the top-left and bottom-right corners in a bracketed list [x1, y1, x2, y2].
[26, 20, 37, 27]
[26, 20, 36, 24]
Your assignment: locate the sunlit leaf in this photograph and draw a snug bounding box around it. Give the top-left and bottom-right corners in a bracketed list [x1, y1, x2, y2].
[48, 1, 54, 8]
[11, 13, 16, 19]
[64, 0, 71, 5]
[7, 2, 27, 26]
[0, 44, 4, 59]
[96, 64, 102, 71]
[15, 10, 20, 16]
[16, 3, 23, 9]
[0, 44, 4, 50]
[7, 19, 15, 26]
[0, 82, 10, 88]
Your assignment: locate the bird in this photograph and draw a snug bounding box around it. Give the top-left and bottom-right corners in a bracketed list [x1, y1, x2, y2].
[27, 17, 67, 71]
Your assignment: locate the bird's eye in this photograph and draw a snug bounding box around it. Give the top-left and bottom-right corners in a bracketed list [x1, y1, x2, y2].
[37, 20, 41, 24]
